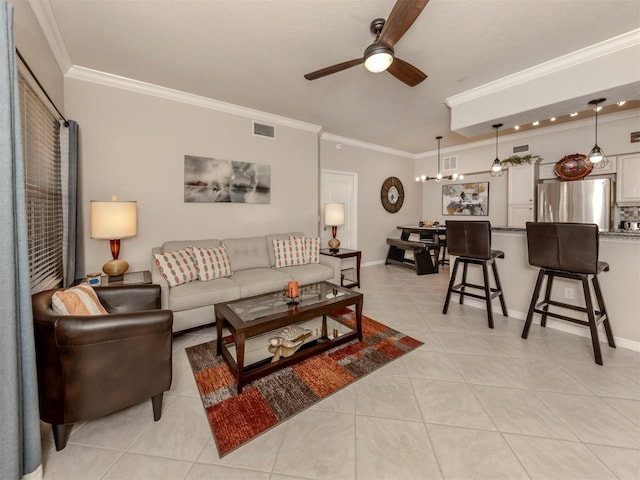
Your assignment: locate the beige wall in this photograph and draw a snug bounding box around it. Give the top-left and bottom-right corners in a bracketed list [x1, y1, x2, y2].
[320, 139, 422, 265]
[64, 78, 320, 275]
[12, 0, 64, 110]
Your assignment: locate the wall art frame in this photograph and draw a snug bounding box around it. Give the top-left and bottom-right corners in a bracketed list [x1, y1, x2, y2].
[442, 182, 489, 216]
[184, 155, 271, 204]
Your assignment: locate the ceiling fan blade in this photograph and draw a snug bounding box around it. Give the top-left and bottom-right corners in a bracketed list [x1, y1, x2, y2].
[387, 57, 427, 87]
[379, 0, 429, 49]
[304, 59, 364, 80]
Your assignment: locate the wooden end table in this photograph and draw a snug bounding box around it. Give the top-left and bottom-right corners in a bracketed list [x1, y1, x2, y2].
[319, 248, 361, 288]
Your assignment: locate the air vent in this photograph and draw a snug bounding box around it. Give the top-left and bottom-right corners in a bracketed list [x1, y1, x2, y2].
[442, 156, 458, 171]
[513, 144, 529, 154]
[253, 121, 275, 139]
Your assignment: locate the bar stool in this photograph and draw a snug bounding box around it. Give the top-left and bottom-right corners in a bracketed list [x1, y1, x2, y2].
[521, 222, 615, 365]
[442, 221, 508, 328]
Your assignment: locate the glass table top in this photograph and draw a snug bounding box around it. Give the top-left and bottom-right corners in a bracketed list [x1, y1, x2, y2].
[228, 282, 353, 323]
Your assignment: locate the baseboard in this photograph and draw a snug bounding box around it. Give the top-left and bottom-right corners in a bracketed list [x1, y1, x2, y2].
[462, 298, 640, 353]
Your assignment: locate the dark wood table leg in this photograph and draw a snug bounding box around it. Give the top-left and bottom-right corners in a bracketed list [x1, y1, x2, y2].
[355, 252, 361, 288]
[235, 332, 246, 394]
[216, 312, 223, 356]
[355, 298, 363, 341]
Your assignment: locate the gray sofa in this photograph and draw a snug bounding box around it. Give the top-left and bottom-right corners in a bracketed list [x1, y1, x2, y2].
[151, 232, 341, 333]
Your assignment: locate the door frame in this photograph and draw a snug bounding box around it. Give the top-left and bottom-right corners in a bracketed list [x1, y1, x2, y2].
[321, 169, 358, 249]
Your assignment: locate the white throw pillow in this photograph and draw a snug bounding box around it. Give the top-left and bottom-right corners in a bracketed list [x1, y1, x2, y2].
[290, 236, 321, 264]
[189, 245, 233, 281]
[154, 249, 198, 287]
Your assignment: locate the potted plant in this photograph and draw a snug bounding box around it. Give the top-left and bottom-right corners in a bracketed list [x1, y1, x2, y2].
[500, 154, 541, 167]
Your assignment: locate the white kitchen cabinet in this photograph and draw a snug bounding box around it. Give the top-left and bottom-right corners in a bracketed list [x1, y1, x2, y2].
[507, 164, 536, 227]
[617, 153, 640, 206]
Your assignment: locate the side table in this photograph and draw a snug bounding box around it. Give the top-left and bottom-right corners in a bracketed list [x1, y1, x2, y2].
[79, 270, 152, 287]
[319, 248, 361, 288]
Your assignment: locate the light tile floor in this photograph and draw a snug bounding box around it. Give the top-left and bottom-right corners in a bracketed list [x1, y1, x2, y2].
[40, 264, 640, 479]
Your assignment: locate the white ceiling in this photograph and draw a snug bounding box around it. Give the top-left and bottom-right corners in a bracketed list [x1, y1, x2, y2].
[44, 0, 640, 153]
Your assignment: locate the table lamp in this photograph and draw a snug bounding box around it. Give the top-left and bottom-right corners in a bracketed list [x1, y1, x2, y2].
[90, 196, 137, 277]
[324, 203, 345, 252]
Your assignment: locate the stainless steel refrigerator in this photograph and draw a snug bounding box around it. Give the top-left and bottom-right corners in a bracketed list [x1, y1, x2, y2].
[537, 178, 612, 231]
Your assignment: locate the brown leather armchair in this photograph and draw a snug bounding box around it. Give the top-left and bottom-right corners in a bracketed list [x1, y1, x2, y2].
[31, 284, 173, 451]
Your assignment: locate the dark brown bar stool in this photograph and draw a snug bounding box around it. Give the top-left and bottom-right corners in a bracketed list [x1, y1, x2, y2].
[521, 222, 615, 365]
[442, 221, 508, 328]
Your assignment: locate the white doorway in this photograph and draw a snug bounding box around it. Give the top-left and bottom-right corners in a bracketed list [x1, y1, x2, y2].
[321, 169, 357, 249]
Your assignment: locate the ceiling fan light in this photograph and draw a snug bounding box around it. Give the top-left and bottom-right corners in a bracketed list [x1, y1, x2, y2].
[364, 44, 393, 73]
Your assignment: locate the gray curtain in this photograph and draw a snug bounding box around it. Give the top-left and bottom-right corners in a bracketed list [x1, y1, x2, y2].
[61, 120, 85, 287]
[0, 1, 43, 478]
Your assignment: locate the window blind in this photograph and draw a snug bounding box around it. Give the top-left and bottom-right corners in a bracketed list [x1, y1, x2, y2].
[19, 75, 63, 293]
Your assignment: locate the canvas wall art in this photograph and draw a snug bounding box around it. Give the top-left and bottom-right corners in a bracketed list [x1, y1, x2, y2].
[442, 182, 489, 216]
[184, 155, 271, 204]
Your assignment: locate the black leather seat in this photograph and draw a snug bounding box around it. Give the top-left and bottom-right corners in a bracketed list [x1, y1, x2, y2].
[442, 221, 507, 328]
[521, 222, 615, 365]
[31, 284, 173, 450]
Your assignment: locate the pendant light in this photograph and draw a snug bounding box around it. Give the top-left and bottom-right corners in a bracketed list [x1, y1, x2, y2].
[490, 123, 504, 177]
[588, 98, 608, 168]
[436, 136, 443, 182]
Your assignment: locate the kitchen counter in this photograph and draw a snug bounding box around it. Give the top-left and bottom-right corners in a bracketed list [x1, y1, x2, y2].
[476, 228, 640, 349]
[491, 226, 640, 240]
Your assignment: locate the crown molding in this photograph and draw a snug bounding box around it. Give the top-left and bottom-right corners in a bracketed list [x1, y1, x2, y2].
[445, 29, 640, 108]
[415, 109, 640, 159]
[320, 133, 415, 159]
[28, 0, 72, 73]
[66, 66, 323, 133]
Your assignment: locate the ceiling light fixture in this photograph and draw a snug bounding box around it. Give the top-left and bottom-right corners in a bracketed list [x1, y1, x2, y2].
[588, 98, 608, 168]
[364, 44, 393, 73]
[532, 121, 539, 126]
[514, 125, 520, 131]
[617, 101, 626, 106]
[570, 112, 578, 117]
[550, 117, 556, 122]
[490, 123, 504, 177]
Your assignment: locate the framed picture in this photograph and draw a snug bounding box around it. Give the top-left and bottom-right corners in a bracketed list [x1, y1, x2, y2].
[442, 182, 489, 216]
[184, 155, 271, 203]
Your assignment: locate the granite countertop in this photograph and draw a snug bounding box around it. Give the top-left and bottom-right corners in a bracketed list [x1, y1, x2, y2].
[491, 226, 640, 238]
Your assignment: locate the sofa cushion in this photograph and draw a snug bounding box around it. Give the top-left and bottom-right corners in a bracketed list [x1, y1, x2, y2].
[52, 284, 108, 315]
[189, 245, 233, 281]
[168, 277, 240, 312]
[266, 232, 305, 266]
[154, 249, 198, 286]
[222, 236, 271, 272]
[277, 264, 334, 286]
[162, 239, 221, 253]
[227, 268, 291, 297]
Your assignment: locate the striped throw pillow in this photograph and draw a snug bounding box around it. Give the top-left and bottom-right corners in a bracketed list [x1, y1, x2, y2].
[52, 284, 108, 315]
[189, 245, 233, 281]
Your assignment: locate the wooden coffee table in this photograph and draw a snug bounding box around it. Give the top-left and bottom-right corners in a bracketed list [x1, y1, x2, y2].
[215, 282, 363, 393]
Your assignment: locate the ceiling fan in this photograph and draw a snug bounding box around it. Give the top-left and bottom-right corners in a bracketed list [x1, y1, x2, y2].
[304, 0, 429, 87]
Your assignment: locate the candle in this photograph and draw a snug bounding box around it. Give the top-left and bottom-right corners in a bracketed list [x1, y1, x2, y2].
[287, 281, 299, 298]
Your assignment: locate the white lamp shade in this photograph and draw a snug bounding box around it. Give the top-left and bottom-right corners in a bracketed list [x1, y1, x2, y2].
[324, 203, 345, 226]
[91, 200, 137, 239]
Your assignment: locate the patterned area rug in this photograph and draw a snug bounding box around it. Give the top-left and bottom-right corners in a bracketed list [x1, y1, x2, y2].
[185, 309, 423, 457]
